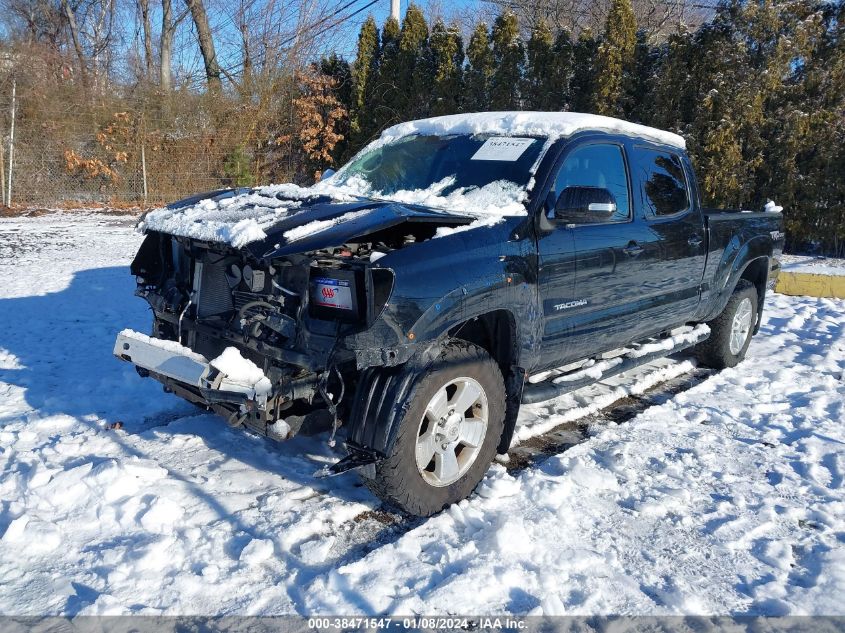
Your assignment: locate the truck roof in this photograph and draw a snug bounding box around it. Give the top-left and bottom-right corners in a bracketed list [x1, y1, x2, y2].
[379, 111, 686, 150]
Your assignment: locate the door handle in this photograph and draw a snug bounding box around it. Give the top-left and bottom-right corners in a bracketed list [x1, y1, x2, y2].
[688, 236, 704, 247]
[622, 242, 644, 257]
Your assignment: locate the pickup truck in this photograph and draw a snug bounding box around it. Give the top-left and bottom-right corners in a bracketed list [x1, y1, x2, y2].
[114, 112, 784, 516]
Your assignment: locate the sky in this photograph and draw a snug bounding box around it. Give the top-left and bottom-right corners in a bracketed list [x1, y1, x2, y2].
[329, 0, 487, 59]
[180, 0, 487, 84]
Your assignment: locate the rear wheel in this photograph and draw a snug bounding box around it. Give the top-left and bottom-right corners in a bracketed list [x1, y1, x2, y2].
[695, 279, 758, 369]
[365, 341, 505, 516]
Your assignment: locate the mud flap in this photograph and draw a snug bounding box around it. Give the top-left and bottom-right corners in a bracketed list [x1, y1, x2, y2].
[497, 366, 526, 454]
[313, 445, 381, 479]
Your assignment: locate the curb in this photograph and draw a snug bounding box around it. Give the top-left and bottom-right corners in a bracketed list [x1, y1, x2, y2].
[775, 271, 845, 299]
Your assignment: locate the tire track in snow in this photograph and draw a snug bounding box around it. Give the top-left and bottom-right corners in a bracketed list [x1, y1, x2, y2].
[298, 359, 712, 597]
[110, 356, 710, 615]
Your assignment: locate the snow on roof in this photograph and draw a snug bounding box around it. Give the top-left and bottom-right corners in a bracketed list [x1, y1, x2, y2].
[379, 111, 687, 150]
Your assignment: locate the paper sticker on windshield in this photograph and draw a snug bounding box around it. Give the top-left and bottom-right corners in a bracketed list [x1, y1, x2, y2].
[471, 137, 535, 161]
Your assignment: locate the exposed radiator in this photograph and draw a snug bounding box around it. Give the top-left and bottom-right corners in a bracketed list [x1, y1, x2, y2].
[195, 261, 234, 318]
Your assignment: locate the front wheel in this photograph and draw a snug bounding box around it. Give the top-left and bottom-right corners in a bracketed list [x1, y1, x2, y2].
[695, 279, 758, 369]
[365, 341, 506, 516]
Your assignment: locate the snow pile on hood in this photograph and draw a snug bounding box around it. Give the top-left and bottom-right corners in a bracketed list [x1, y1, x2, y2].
[209, 347, 272, 398]
[139, 183, 356, 248]
[282, 209, 374, 243]
[378, 111, 686, 150]
[764, 200, 784, 213]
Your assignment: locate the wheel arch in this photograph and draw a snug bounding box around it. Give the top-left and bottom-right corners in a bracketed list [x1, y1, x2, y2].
[346, 310, 524, 460]
[448, 310, 524, 454]
[707, 244, 772, 331]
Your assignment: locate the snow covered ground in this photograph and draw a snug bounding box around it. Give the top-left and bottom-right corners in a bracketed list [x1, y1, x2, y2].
[0, 212, 843, 616]
[780, 254, 845, 277]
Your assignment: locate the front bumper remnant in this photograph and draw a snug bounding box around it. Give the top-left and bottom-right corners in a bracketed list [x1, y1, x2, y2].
[112, 329, 265, 408]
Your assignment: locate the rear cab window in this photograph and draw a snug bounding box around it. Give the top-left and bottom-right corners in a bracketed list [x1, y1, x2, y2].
[632, 147, 690, 217]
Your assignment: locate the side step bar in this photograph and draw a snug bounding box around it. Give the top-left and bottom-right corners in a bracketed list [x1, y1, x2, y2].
[521, 325, 710, 405]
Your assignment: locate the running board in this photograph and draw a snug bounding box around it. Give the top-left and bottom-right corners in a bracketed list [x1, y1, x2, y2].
[521, 325, 710, 405]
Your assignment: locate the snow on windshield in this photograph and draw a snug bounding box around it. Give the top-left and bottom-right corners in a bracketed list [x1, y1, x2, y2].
[332, 175, 528, 217]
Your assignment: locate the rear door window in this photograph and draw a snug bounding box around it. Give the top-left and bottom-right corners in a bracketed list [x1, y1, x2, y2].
[633, 148, 690, 217]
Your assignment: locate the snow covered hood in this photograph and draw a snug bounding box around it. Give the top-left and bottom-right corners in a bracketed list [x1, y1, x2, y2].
[139, 187, 474, 257]
[379, 111, 687, 150]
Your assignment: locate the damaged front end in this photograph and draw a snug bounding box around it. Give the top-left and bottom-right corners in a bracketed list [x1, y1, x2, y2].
[115, 202, 473, 470]
[120, 228, 399, 441]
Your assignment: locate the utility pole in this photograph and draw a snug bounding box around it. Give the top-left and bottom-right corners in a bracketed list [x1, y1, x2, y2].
[390, 0, 400, 22]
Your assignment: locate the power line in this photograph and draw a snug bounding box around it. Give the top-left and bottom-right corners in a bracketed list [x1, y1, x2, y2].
[204, 0, 379, 83]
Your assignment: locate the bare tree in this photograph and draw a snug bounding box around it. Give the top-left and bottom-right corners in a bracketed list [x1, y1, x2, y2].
[160, 0, 174, 89]
[159, 0, 189, 90]
[61, 0, 89, 87]
[184, 0, 222, 90]
[139, 0, 154, 79]
[482, 0, 711, 40]
[236, 0, 253, 86]
[88, 0, 117, 90]
[2, 0, 65, 48]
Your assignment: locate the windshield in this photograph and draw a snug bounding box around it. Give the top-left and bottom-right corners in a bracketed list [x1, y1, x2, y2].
[323, 134, 547, 216]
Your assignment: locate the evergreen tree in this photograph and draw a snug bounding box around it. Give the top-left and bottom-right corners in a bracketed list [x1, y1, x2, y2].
[350, 15, 379, 144]
[397, 4, 432, 119]
[368, 16, 402, 135]
[489, 12, 524, 110]
[788, 1, 845, 254]
[523, 20, 555, 110]
[430, 20, 464, 116]
[686, 18, 761, 207]
[463, 22, 494, 112]
[570, 30, 598, 112]
[319, 54, 353, 162]
[592, 0, 637, 115]
[650, 29, 696, 131]
[623, 30, 659, 122]
[551, 29, 575, 110]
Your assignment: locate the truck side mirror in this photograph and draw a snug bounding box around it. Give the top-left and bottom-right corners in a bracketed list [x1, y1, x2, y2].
[554, 186, 617, 224]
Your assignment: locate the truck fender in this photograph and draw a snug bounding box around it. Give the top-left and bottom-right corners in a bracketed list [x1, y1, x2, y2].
[346, 311, 526, 460]
[345, 339, 445, 460]
[708, 237, 772, 322]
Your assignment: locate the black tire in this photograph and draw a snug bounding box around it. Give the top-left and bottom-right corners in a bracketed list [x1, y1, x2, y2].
[695, 279, 758, 369]
[365, 341, 506, 516]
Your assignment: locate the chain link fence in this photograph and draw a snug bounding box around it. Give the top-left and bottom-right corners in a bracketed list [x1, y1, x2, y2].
[0, 76, 299, 209]
[3, 128, 272, 207]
